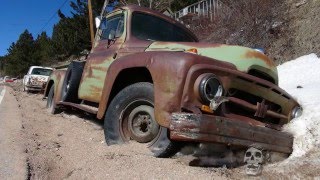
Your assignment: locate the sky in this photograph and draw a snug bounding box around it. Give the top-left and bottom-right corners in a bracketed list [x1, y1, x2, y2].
[0, 0, 74, 56]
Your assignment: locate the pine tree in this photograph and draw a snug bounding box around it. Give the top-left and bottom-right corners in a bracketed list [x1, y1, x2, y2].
[5, 30, 35, 77]
[52, 0, 92, 59]
[34, 32, 54, 65]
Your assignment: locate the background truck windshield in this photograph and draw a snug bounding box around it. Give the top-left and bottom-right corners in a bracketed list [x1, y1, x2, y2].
[131, 12, 197, 42]
[31, 68, 52, 76]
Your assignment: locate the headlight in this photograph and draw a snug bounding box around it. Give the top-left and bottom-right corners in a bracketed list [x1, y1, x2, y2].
[196, 73, 223, 103]
[291, 106, 303, 119]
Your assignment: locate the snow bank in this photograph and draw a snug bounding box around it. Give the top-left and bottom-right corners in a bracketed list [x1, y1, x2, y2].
[277, 53, 320, 158]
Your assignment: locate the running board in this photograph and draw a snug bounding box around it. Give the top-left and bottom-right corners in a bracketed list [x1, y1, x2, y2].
[58, 101, 98, 114]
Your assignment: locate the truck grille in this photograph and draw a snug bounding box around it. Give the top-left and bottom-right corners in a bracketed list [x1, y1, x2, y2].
[225, 89, 282, 124]
[248, 69, 275, 84]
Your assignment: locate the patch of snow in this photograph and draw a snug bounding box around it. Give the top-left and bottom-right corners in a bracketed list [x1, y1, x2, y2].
[277, 53, 320, 158]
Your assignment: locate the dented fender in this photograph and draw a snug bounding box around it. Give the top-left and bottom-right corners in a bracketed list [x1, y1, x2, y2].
[44, 69, 67, 104]
[97, 51, 235, 127]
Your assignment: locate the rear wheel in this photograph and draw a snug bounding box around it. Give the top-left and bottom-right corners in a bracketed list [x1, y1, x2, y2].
[61, 61, 85, 103]
[104, 82, 182, 158]
[46, 85, 60, 114]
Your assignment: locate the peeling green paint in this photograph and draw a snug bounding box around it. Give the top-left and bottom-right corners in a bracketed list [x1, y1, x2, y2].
[147, 42, 278, 83]
[78, 59, 114, 102]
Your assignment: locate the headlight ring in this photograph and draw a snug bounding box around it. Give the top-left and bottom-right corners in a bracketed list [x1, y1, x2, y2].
[196, 73, 223, 104]
[291, 106, 303, 119]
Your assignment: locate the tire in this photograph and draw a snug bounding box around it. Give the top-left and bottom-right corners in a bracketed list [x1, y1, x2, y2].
[104, 82, 182, 158]
[46, 85, 61, 114]
[61, 61, 85, 103]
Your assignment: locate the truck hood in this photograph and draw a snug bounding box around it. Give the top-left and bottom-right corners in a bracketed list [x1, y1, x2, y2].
[146, 42, 278, 83]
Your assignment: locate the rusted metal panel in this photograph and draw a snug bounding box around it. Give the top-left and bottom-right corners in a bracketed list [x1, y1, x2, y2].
[147, 42, 278, 83]
[78, 10, 128, 103]
[59, 102, 98, 114]
[170, 113, 293, 154]
[43, 69, 67, 105]
[227, 97, 287, 120]
[96, 51, 236, 126]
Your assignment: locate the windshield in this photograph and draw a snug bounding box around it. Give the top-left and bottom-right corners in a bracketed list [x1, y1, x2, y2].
[31, 68, 52, 76]
[131, 12, 197, 42]
[100, 14, 124, 40]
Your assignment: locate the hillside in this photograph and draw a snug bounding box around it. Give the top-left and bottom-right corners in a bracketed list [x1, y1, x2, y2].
[194, 0, 319, 64]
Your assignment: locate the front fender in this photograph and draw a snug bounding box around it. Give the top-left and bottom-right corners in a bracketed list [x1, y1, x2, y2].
[97, 51, 235, 127]
[44, 69, 67, 104]
[23, 75, 28, 86]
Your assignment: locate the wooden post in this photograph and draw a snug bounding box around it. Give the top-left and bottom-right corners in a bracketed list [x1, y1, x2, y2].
[88, 0, 94, 48]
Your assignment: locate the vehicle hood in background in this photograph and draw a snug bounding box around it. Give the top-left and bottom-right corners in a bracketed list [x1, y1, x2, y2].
[26, 75, 50, 86]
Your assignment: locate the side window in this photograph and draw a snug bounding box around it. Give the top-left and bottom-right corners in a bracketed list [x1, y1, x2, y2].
[100, 14, 124, 40]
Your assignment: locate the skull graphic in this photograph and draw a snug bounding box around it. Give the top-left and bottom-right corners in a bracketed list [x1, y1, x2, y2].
[244, 147, 264, 176]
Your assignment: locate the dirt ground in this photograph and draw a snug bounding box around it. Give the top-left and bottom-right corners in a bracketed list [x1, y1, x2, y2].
[6, 85, 235, 180]
[0, 79, 315, 180]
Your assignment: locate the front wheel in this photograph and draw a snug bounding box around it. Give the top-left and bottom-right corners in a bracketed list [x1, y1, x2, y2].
[104, 82, 182, 158]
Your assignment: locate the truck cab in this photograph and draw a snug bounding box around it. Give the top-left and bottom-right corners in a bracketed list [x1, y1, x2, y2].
[44, 5, 301, 158]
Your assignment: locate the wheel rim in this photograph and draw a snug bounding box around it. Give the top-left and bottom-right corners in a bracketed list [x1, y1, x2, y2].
[120, 100, 160, 143]
[128, 105, 159, 143]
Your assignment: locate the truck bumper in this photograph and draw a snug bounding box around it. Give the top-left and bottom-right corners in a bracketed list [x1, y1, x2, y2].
[169, 113, 293, 154]
[25, 85, 44, 91]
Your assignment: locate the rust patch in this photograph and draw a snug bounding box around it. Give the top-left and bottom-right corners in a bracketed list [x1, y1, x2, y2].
[245, 51, 275, 67]
[88, 66, 93, 78]
[151, 41, 224, 48]
[90, 86, 102, 94]
[92, 66, 108, 72]
[170, 113, 293, 154]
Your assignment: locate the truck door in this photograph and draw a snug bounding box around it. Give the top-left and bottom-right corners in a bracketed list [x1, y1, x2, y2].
[78, 12, 125, 103]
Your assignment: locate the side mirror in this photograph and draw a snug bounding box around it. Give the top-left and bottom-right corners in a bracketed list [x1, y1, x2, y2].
[95, 17, 101, 29]
[95, 16, 108, 29]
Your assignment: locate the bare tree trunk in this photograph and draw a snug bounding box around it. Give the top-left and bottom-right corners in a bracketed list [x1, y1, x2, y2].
[100, 0, 109, 17]
[149, 0, 153, 8]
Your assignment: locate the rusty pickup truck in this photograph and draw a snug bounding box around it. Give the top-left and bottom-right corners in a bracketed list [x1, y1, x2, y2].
[44, 5, 302, 158]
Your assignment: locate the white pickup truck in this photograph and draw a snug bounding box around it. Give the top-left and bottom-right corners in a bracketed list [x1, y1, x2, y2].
[23, 66, 53, 92]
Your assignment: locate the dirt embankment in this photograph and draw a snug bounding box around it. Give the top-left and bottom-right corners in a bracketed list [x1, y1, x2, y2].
[194, 0, 320, 64]
[269, 0, 320, 63]
[11, 87, 233, 179]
